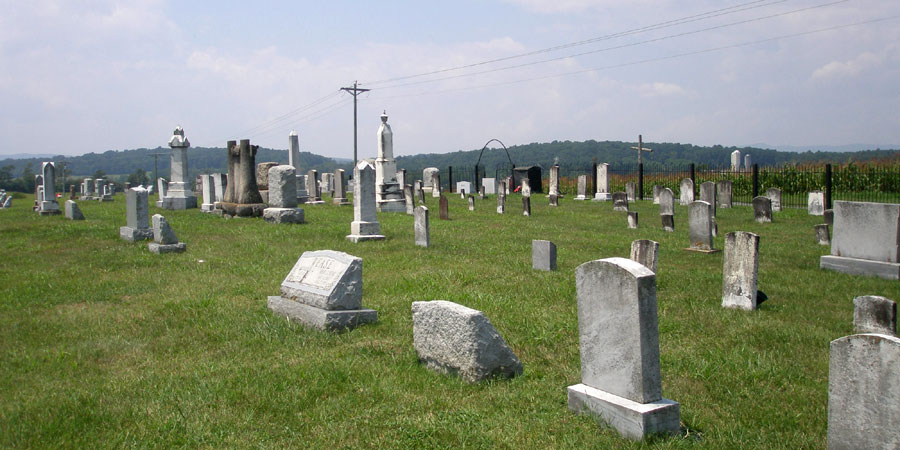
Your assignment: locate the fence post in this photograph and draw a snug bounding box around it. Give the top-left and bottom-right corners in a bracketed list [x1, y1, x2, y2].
[474, 165, 479, 193]
[752, 164, 759, 198]
[448, 166, 453, 193]
[825, 163, 832, 210]
[638, 163, 644, 201]
[690, 163, 695, 195]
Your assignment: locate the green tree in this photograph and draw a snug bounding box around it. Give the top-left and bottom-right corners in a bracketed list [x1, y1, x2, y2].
[93, 169, 106, 179]
[20, 162, 35, 192]
[127, 168, 149, 186]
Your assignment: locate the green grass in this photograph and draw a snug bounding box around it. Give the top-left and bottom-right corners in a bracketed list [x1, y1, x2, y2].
[1, 192, 897, 448]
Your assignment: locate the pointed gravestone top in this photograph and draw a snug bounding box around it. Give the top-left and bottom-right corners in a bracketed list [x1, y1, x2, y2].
[168, 126, 190, 148]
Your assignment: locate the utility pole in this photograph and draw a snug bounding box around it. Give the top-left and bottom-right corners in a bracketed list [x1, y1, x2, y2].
[340, 81, 370, 166]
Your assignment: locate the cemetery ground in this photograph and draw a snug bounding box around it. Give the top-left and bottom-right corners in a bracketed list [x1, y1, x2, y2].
[1, 192, 896, 448]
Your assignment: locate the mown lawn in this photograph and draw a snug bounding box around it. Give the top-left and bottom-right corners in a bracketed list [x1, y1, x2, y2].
[0, 191, 896, 448]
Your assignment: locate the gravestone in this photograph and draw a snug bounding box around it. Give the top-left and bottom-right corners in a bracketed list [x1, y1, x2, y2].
[482, 177, 496, 195]
[827, 333, 900, 449]
[744, 154, 752, 169]
[532, 240, 557, 271]
[753, 196, 773, 223]
[456, 181, 471, 196]
[626, 182, 636, 202]
[415, 206, 429, 247]
[815, 224, 830, 246]
[594, 163, 610, 201]
[722, 231, 760, 310]
[64, 200, 84, 220]
[679, 179, 694, 205]
[766, 187, 782, 212]
[612, 192, 628, 212]
[497, 192, 505, 214]
[267, 250, 377, 331]
[39, 162, 60, 215]
[374, 112, 406, 212]
[575, 175, 587, 200]
[306, 170, 324, 204]
[211, 173, 226, 205]
[416, 183, 425, 204]
[468, 195, 475, 211]
[520, 179, 531, 198]
[662, 214, 675, 232]
[405, 185, 415, 215]
[200, 174, 215, 212]
[853, 295, 896, 336]
[321, 172, 334, 196]
[439, 195, 449, 220]
[161, 126, 198, 210]
[808, 191, 824, 215]
[716, 180, 733, 208]
[333, 169, 350, 205]
[568, 257, 680, 440]
[93, 179, 105, 202]
[630, 239, 659, 273]
[156, 178, 167, 207]
[700, 182, 716, 216]
[731, 149, 742, 170]
[263, 165, 305, 224]
[820, 201, 900, 279]
[628, 211, 638, 229]
[423, 167, 439, 192]
[479, 185, 485, 199]
[256, 161, 280, 202]
[148, 214, 187, 254]
[652, 185, 662, 205]
[120, 187, 153, 242]
[522, 197, 531, 216]
[347, 161, 385, 242]
[549, 194, 558, 207]
[824, 209, 834, 226]
[687, 201, 717, 252]
[431, 172, 442, 198]
[412, 300, 522, 383]
[83, 178, 94, 200]
[548, 165, 560, 197]
[659, 188, 674, 216]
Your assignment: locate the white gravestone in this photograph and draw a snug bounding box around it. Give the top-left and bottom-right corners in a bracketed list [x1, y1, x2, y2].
[263, 165, 305, 224]
[808, 191, 825, 215]
[120, 187, 153, 242]
[593, 163, 610, 201]
[679, 179, 693, 205]
[687, 201, 717, 252]
[722, 231, 760, 310]
[575, 175, 587, 200]
[568, 257, 680, 440]
[161, 126, 197, 210]
[431, 172, 441, 198]
[456, 181, 471, 196]
[659, 188, 674, 216]
[415, 205, 429, 247]
[423, 168, 439, 192]
[268, 250, 377, 331]
[482, 178, 496, 195]
[548, 166, 559, 197]
[820, 201, 900, 279]
[347, 161, 385, 242]
[766, 188, 782, 212]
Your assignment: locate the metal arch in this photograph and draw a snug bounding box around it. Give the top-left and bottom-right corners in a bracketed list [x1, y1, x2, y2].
[475, 139, 514, 169]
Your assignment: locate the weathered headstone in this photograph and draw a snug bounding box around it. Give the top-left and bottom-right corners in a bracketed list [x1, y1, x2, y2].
[820, 201, 900, 279]
[120, 187, 153, 242]
[412, 300, 522, 383]
[439, 195, 449, 220]
[753, 196, 773, 223]
[808, 191, 824, 215]
[405, 185, 415, 215]
[766, 187, 782, 212]
[263, 165, 305, 224]
[549, 194, 559, 207]
[659, 188, 674, 216]
[716, 180, 732, 208]
[679, 178, 694, 205]
[347, 161, 385, 242]
[548, 165, 560, 197]
[200, 174, 215, 212]
[722, 231, 760, 310]
[652, 185, 662, 205]
[522, 196, 531, 216]
[627, 211, 638, 229]
[306, 170, 324, 204]
[731, 149, 742, 170]
[497, 192, 505, 214]
[423, 167, 439, 192]
[161, 126, 197, 210]
[148, 214, 186, 254]
[39, 162, 60, 215]
[575, 175, 587, 200]
[64, 200, 84, 220]
[853, 295, 896, 336]
[687, 201, 717, 252]
[267, 250, 377, 331]
[815, 224, 830, 246]
[415, 205, 429, 247]
[700, 182, 716, 216]
[256, 161, 279, 201]
[593, 163, 610, 201]
[482, 178, 496, 195]
[333, 169, 350, 205]
[612, 192, 628, 212]
[630, 239, 659, 273]
[468, 195, 475, 211]
[744, 154, 752, 170]
[626, 181, 636, 202]
[662, 214, 674, 232]
[827, 333, 900, 449]
[431, 172, 441, 198]
[532, 240, 557, 271]
[568, 257, 680, 440]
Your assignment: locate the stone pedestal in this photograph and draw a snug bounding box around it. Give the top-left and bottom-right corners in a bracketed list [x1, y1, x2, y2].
[567, 384, 681, 441]
[263, 208, 305, 224]
[162, 126, 197, 210]
[268, 296, 377, 331]
[347, 161, 385, 242]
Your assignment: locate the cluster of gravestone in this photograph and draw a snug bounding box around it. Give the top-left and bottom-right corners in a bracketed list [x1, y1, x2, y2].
[0, 190, 11, 209]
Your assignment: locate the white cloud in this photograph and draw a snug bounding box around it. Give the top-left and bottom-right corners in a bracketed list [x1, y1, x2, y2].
[638, 82, 686, 98]
[811, 51, 883, 81]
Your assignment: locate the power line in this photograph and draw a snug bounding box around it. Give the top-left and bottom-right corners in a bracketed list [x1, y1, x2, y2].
[372, 0, 850, 91]
[245, 97, 353, 140]
[362, 0, 792, 87]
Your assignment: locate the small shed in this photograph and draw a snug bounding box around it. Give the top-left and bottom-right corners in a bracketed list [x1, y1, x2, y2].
[513, 166, 543, 194]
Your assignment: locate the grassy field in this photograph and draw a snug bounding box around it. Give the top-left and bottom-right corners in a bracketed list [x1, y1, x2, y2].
[1, 191, 897, 448]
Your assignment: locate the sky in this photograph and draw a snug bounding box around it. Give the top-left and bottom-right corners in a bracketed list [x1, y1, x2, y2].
[1, 0, 899, 159]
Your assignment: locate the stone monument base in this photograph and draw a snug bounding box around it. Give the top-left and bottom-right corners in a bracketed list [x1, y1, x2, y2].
[216, 202, 265, 218]
[333, 197, 350, 205]
[120, 226, 153, 242]
[201, 203, 216, 213]
[148, 242, 186, 254]
[263, 207, 305, 224]
[160, 196, 197, 210]
[305, 199, 325, 205]
[575, 195, 587, 201]
[593, 193, 611, 201]
[99, 195, 113, 202]
[376, 199, 406, 213]
[39, 209, 61, 216]
[267, 296, 377, 331]
[684, 247, 720, 254]
[347, 221, 385, 242]
[567, 383, 680, 441]
[820, 255, 900, 280]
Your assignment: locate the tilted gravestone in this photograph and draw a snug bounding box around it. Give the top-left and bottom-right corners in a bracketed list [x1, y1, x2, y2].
[627, 211, 638, 229]
[148, 214, 186, 254]
[263, 165, 305, 224]
[612, 192, 628, 212]
[680, 179, 694, 205]
[64, 200, 84, 220]
[808, 191, 824, 215]
[753, 196, 773, 223]
[120, 187, 153, 242]
[766, 188, 782, 212]
[532, 240, 556, 271]
[687, 201, 717, 252]
[415, 206, 429, 248]
[722, 231, 760, 310]
[268, 250, 377, 331]
[716, 180, 733, 208]
[630, 239, 659, 273]
[347, 161, 385, 242]
[659, 188, 674, 216]
[575, 175, 588, 200]
[827, 333, 900, 449]
[815, 224, 830, 246]
[853, 295, 896, 336]
[439, 195, 449, 220]
[412, 300, 522, 383]
[568, 257, 680, 440]
[404, 185, 415, 215]
[820, 201, 900, 279]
